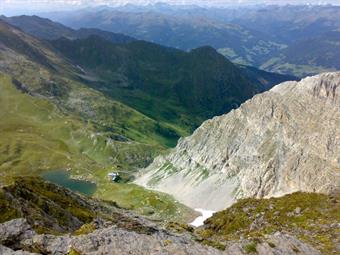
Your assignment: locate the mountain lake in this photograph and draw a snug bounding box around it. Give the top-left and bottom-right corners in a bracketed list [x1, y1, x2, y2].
[42, 170, 97, 196]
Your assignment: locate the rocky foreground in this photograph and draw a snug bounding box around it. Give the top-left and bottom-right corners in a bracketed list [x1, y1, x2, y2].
[0, 218, 324, 255]
[1, 178, 336, 254]
[136, 72, 340, 211]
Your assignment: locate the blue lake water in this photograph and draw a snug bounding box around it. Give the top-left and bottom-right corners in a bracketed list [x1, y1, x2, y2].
[42, 170, 96, 196]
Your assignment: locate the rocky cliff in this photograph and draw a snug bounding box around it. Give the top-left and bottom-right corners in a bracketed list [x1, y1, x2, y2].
[0, 218, 323, 255]
[136, 72, 340, 210]
[1, 178, 325, 255]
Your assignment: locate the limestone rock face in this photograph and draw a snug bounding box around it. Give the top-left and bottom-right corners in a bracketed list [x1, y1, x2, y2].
[0, 219, 321, 255]
[21, 226, 224, 255]
[225, 233, 322, 255]
[136, 72, 340, 210]
[0, 245, 38, 255]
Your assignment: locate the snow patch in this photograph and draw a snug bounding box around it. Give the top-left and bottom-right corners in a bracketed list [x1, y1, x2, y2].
[190, 209, 215, 227]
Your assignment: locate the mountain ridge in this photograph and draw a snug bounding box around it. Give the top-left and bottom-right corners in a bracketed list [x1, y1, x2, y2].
[0, 15, 135, 43]
[136, 72, 340, 210]
[49, 33, 263, 132]
[0, 18, 291, 220]
[41, 5, 340, 77]
[0, 8, 338, 255]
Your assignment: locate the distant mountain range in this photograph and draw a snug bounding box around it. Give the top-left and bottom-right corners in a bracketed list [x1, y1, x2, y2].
[0, 15, 135, 42]
[0, 17, 294, 217]
[42, 7, 285, 70]
[38, 4, 340, 77]
[0, 8, 338, 255]
[0, 15, 294, 135]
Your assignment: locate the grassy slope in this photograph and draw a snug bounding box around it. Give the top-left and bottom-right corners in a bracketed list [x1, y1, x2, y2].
[0, 176, 177, 234]
[0, 75, 96, 176]
[0, 20, 198, 221]
[197, 192, 340, 254]
[0, 73, 154, 176]
[0, 74, 193, 221]
[0, 177, 97, 234]
[0, 19, 181, 149]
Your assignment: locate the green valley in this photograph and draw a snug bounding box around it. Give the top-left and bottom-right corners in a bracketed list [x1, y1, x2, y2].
[0, 19, 196, 221]
[0, 74, 192, 221]
[0, 3, 338, 254]
[0, 17, 294, 223]
[0, 18, 275, 222]
[0, 0, 340, 255]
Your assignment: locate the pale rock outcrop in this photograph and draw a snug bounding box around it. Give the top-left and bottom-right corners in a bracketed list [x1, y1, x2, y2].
[0, 219, 321, 255]
[0, 245, 38, 255]
[0, 219, 35, 250]
[226, 232, 322, 255]
[22, 226, 224, 255]
[136, 72, 340, 210]
[21, 231, 321, 255]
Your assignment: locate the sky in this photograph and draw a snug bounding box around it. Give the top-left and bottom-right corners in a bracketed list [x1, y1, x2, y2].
[1, 0, 340, 15]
